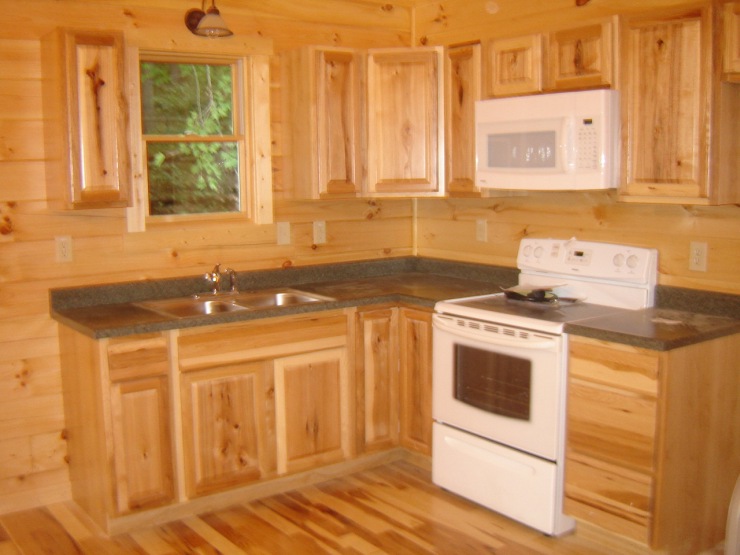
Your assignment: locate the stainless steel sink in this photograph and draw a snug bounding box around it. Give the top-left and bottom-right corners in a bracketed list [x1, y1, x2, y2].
[136, 297, 248, 318]
[136, 288, 334, 318]
[234, 289, 334, 309]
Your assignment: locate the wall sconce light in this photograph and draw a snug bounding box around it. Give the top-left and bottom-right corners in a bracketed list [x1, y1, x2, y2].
[185, 0, 233, 37]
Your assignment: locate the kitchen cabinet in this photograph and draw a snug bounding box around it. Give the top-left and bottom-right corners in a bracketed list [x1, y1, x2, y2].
[281, 47, 364, 199]
[725, 1, 740, 78]
[59, 330, 175, 531]
[366, 47, 445, 196]
[484, 21, 613, 97]
[565, 334, 740, 554]
[619, 5, 740, 205]
[398, 306, 433, 455]
[445, 43, 482, 197]
[547, 21, 614, 91]
[354, 306, 400, 453]
[41, 28, 131, 209]
[179, 361, 271, 497]
[282, 46, 443, 198]
[274, 347, 351, 473]
[177, 310, 351, 491]
[484, 34, 543, 97]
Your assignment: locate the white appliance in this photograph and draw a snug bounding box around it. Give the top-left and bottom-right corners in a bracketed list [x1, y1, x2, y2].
[475, 90, 620, 191]
[432, 238, 658, 536]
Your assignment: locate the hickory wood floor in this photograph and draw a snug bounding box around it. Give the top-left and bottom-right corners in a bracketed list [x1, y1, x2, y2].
[0, 460, 657, 555]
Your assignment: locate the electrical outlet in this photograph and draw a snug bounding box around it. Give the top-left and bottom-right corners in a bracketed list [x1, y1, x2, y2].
[276, 222, 291, 245]
[313, 221, 327, 244]
[689, 241, 708, 272]
[55, 235, 73, 263]
[476, 219, 488, 242]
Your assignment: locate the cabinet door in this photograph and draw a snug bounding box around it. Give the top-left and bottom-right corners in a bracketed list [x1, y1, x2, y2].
[619, 8, 718, 203]
[546, 21, 613, 91]
[398, 307, 433, 455]
[366, 47, 444, 196]
[445, 43, 482, 197]
[180, 361, 273, 497]
[484, 34, 543, 97]
[565, 336, 660, 545]
[274, 347, 351, 473]
[355, 307, 399, 452]
[725, 2, 740, 77]
[41, 29, 131, 209]
[107, 334, 174, 514]
[282, 47, 363, 198]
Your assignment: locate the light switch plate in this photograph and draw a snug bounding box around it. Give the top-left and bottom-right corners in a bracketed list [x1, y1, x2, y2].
[313, 221, 327, 244]
[276, 222, 291, 245]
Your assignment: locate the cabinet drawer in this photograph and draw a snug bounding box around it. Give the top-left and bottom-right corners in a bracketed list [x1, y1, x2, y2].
[107, 333, 170, 382]
[565, 453, 652, 544]
[569, 337, 660, 396]
[568, 380, 657, 473]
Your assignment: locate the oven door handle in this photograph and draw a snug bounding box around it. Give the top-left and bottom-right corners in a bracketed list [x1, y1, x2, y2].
[433, 314, 558, 350]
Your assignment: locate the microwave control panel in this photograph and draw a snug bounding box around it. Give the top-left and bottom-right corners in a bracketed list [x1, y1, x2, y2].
[575, 118, 599, 170]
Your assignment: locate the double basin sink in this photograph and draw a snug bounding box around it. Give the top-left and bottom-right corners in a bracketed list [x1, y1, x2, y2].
[135, 288, 334, 319]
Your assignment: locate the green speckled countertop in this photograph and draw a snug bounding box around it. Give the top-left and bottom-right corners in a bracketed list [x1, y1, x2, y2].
[50, 257, 740, 350]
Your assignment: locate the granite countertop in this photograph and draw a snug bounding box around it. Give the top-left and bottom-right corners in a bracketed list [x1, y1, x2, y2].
[50, 257, 740, 350]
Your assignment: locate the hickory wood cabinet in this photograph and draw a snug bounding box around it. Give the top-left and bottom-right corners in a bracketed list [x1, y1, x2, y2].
[484, 20, 614, 97]
[354, 305, 433, 456]
[619, 4, 740, 205]
[41, 28, 131, 209]
[565, 334, 740, 554]
[59, 303, 435, 533]
[281, 46, 444, 198]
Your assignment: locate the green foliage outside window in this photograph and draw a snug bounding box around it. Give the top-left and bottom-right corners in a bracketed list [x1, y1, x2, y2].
[140, 62, 241, 215]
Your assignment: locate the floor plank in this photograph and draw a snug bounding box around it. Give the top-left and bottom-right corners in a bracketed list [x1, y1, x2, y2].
[0, 460, 658, 554]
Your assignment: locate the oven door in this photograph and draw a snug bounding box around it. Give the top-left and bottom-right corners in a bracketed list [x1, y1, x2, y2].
[432, 312, 566, 461]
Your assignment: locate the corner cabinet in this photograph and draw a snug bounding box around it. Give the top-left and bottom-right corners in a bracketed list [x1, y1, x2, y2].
[619, 5, 740, 205]
[565, 334, 740, 554]
[42, 29, 131, 209]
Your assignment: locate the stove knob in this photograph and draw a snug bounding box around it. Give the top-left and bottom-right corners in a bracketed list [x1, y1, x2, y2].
[523, 245, 532, 257]
[613, 253, 625, 268]
[534, 246, 544, 259]
[627, 254, 640, 269]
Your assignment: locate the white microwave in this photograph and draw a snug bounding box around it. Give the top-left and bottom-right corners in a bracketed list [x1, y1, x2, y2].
[475, 89, 620, 191]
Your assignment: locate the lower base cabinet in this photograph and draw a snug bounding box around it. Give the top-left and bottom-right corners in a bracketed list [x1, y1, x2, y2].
[354, 305, 434, 456]
[565, 334, 740, 554]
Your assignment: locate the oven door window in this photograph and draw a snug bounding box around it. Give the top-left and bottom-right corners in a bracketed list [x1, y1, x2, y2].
[454, 344, 531, 420]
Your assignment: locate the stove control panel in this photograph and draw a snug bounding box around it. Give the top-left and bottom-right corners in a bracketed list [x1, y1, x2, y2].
[518, 238, 658, 285]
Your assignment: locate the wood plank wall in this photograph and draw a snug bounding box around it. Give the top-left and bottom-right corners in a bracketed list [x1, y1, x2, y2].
[0, 0, 737, 516]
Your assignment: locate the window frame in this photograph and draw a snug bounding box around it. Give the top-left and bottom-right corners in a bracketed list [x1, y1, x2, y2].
[125, 43, 273, 232]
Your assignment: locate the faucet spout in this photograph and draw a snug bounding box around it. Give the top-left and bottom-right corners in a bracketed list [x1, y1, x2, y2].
[205, 263, 222, 294]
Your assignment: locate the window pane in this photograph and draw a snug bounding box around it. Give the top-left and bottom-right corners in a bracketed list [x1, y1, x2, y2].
[147, 142, 240, 215]
[140, 62, 234, 135]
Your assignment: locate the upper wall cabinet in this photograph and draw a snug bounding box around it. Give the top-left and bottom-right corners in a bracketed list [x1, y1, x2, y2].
[366, 47, 444, 196]
[725, 1, 740, 79]
[42, 29, 131, 210]
[619, 5, 739, 205]
[282, 46, 444, 199]
[484, 20, 614, 97]
[445, 43, 482, 197]
[281, 47, 364, 199]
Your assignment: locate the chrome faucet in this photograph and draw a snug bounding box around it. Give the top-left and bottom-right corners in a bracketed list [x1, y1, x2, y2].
[205, 263, 222, 294]
[224, 267, 238, 294]
[204, 263, 238, 295]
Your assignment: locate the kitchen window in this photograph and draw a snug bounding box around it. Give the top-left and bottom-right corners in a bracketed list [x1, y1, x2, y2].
[126, 49, 273, 231]
[141, 60, 243, 217]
